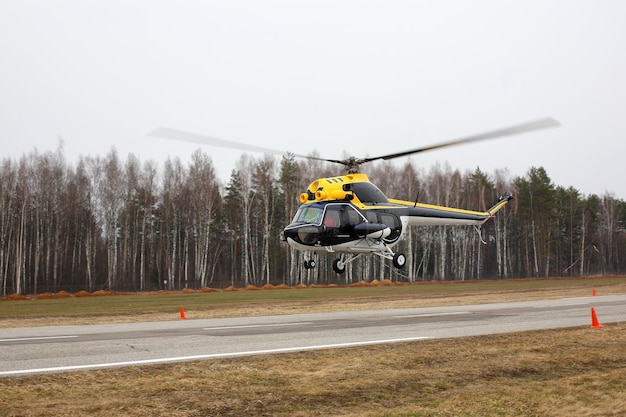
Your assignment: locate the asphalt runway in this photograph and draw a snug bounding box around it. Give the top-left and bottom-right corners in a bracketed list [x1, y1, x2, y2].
[1, 295, 625, 377]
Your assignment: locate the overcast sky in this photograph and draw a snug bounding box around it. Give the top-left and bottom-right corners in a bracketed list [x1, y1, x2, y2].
[2, 1, 625, 198]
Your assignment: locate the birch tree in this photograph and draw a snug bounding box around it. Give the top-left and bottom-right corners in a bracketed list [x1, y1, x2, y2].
[187, 150, 222, 288]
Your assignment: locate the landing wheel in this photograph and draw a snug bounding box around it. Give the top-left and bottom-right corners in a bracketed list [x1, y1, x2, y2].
[392, 253, 406, 269]
[332, 258, 346, 274]
[304, 259, 316, 269]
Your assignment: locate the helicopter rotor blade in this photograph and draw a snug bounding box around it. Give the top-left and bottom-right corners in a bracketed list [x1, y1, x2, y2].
[150, 117, 559, 173]
[149, 127, 356, 169]
[360, 117, 560, 164]
[149, 127, 313, 160]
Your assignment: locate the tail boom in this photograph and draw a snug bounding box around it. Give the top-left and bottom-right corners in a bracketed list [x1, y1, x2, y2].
[389, 195, 513, 227]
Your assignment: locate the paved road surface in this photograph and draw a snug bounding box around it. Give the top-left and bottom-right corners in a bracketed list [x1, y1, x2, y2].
[1, 295, 624, 377]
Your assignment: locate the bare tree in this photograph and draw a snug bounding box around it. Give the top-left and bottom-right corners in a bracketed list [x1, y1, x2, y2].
[73, 157, 99, 291]
[160, 157, 186, 289]
[253, 155, 277, 284]
[187, 150, 222, 288]
[493, 168, 514, 278]
[278, 153, 301, 284]
[0, 159, 18, 295]
[233, 155, 256, 286]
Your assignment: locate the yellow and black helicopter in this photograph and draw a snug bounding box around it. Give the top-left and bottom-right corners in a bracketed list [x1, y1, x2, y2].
[150, 117, 559, 274]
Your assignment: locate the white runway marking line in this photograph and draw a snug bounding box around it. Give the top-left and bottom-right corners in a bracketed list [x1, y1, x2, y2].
[532, 302, 589, 308]
[0, 336, 431, 377]
[394, 311, 471, 319]
[203, 322, 313, 331]
[0, 335, 79, 343]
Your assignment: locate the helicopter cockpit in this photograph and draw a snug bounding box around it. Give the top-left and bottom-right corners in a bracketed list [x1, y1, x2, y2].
[290, 203, 365, 230]
[283, 201, 395, 250]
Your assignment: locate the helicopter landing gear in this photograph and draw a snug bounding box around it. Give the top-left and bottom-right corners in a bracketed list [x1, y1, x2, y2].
[372, 244, 406, 269]
[331, 254, 363, 274]
[392, 252, 407, 269]
[392, 253, 406, 269]
[332, 258, 346, 274]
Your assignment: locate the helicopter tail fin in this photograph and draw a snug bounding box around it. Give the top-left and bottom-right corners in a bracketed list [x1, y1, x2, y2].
[486, 195, 514, 218]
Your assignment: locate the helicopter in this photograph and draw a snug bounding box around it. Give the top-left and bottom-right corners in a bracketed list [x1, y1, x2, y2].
[150, 117, 559, 274]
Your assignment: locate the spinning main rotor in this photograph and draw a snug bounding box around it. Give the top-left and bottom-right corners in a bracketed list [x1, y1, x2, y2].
[149, 117, 559, 173]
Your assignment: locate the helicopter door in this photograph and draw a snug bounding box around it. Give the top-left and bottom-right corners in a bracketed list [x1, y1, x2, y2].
[322, 204, 366, 236]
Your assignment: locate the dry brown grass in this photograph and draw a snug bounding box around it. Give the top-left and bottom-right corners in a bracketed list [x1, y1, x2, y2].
[1, 326, 625, 417]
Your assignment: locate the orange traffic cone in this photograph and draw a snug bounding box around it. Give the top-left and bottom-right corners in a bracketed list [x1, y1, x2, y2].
[180, 306, 187, 320]
[590, 307, 604, 329]
[592, 288, 597, 296]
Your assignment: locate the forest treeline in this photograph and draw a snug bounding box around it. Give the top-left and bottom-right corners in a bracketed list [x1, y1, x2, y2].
[1, 146, 625, 295]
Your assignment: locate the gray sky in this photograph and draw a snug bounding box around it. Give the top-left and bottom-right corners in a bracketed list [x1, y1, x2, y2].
[2, 1, 625, 198]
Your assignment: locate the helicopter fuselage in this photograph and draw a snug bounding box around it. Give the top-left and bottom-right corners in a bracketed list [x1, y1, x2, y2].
[282, 173, 511, 257]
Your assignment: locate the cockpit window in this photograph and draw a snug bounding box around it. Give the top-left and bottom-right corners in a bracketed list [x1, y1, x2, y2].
[292, 203, 367, 230]
[323, 208, 341, 227]
[292, 205, 323, 225]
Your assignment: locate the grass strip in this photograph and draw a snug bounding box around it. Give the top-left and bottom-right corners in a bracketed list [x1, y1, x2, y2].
[2, 277, 626, 328]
